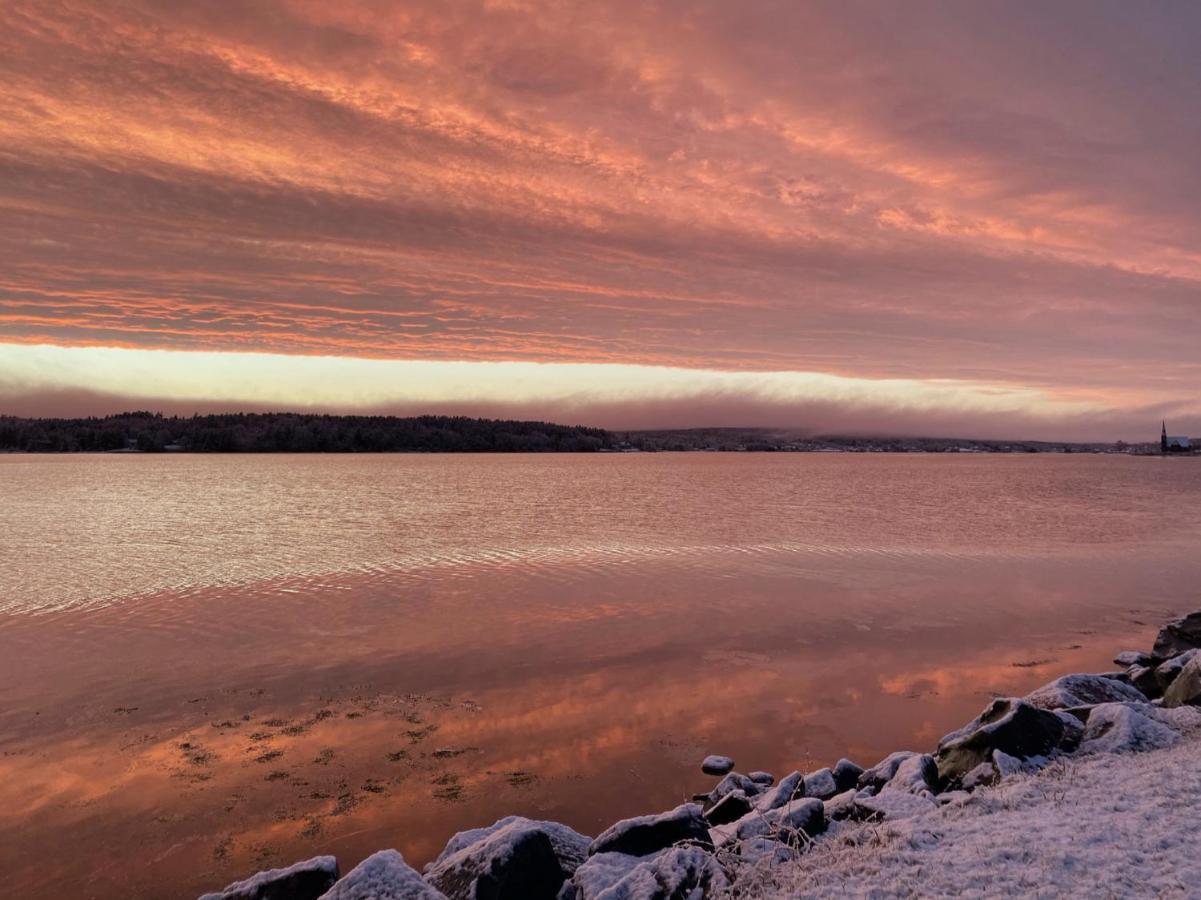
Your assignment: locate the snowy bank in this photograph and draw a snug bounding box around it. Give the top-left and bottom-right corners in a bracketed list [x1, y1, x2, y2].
[196, 607, 1201, 900]
[734, 732, 1201, 898]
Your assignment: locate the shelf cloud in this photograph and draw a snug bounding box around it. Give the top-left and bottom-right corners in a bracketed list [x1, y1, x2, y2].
[2, 1, 1200, 438]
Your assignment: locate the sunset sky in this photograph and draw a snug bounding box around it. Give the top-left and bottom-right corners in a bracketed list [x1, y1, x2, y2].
[2, 1, 1200, 439]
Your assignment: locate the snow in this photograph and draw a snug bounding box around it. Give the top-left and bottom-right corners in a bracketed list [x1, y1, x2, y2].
[752, 771, 803, 812]
[881, 753, 935, 795]
[852, 787, 936, 821]
[730, 730, 1201, 899]
[1078, 702, 1201, 755]
[568, 846, 728, 899]
[318, 851, 442, 900]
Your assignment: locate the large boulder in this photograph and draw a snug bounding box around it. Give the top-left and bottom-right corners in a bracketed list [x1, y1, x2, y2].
[428, 817, 589, 884]
[565, 847, 727, 900]
[935, 698, 1080, 785]
[1078, 702, 1201, 754]
[424, 820, 565, 900]
[200, 856, 340, 900]
[1156, 649, 1201, 691]
[319, 851, 442, 899]
[857, 751, 922, 793]
[701, 755, 734, 776]
[588, 804, 711, 857]
[1152, 610, 1201, 657]
[1162, 655, 1201, 708]
[1024, 673, 1148, 710]
[1114, 650, 1153, 668]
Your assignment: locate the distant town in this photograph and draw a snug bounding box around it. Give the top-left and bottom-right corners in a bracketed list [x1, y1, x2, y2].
[0, 412, 1195, 454]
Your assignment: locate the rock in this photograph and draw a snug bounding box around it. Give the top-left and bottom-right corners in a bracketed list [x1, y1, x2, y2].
[1114, 650, 1153, 667]
[428, 817, 590, 884]
[851, 788, 936, 822]
[801, 767, 838, 800]
[752, 770, 803, 812]
[831, 758, 863, 792]
[732, 797, 826, 844]
[1127, 664, 1162, 700]
[425, 820, 565, 900]
[1156, 649, 1201, 690]
[738, 837, 796, 865]
[857, 751, 921, 793]
[316, 852, 440, 900]
[701, 755, 735, 776]
[588, 804, 711, 857]
[704, 790, 752, 827]
[991, 749, 1027, 777]
[200, 855, 340, 900]
[748, 771, 774, 787]
[1078, 702, 1201, 754]
[1152, 610, 1201, 658]
[1162, 656, 1201, 708]
[936, 698, 1079, 786]
[566, 848, 727, 900]
[1024, 673, 1148, 709]
[960, 762, 998, 791]
[822, 789, 859, 822]
[884, 753, 938, 795]
[705, 772, 761, 806]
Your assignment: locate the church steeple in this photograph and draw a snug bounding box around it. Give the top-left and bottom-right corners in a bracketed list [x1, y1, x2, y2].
[1162, 420, 1169, 453]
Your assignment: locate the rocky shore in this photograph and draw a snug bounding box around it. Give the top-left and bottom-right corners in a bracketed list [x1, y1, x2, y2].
[198, 609, 1201, 900]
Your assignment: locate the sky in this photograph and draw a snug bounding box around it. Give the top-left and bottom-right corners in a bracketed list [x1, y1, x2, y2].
[1, 0, 1200, 439]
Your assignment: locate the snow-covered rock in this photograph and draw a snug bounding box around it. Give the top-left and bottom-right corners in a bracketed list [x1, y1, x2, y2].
[701, 755, 735, 776]
[1153, 609, 1201, 657]
[752, 771, 803, 812]
[831, 758, 863, 792]
[1156, 649, 1201, 691]
[1024, 673, 1148, 709]
[936, 698, 1079, 785]
[704, 789, 752, 826]
[1160, 656, 1201, 708]
[1126, 664, 1161, 699]
[1078, 702, 1201, 755]
[857, 751, 921, 793]
[565, 847, 727, 900]
[199, 855, 340, 900]
[822, 789, 859, 822]
[425, 819, 566, 899]
[747, 771, 774, 787]
[883, 753, 937, 795]
[428, 816, 590, 884]
[588, 803, 711, 857]
[704, 772, 761, 806]
[318, 851, 440, 900]
[800, 767, 838, 800]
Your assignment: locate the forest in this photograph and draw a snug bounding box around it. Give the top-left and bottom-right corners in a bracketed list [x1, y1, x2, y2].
[0, 412, 613, 453]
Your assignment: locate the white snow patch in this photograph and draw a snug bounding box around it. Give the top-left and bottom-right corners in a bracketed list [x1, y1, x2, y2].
[318, 850, 441, 899]
[729, 732, 1201, 899]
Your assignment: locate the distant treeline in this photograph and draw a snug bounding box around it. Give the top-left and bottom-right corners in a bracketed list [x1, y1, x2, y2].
[0, 412, 612, 453]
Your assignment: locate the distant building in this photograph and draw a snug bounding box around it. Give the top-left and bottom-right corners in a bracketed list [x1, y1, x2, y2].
[1162, 422, 1191, 452]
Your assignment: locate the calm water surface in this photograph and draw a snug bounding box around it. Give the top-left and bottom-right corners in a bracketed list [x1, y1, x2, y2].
[1, 454, 1199, 898]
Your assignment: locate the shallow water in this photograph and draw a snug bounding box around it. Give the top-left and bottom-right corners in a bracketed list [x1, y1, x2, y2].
[1, 454, 1198, 898]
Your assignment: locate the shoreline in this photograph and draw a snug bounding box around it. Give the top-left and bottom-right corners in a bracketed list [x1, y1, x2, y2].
[198, 608, 1201, 899]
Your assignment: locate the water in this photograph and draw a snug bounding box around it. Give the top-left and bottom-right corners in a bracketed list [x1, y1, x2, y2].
[0, 454, 1198, 898]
